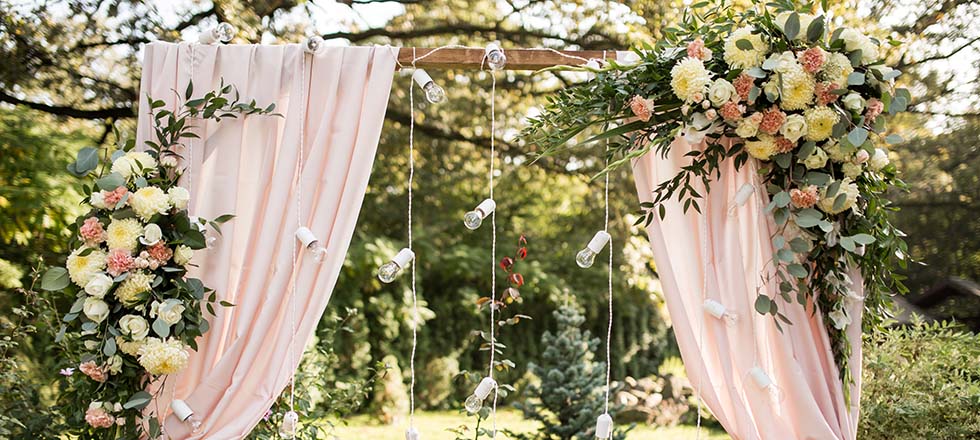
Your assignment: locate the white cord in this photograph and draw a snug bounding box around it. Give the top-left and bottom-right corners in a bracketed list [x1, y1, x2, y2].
[408, 48, 418, 430]
[488, 68, 499, 440]
[696, 189, 708, 440]
[603, 139, 613, 415]
[287, 47, 309, 414]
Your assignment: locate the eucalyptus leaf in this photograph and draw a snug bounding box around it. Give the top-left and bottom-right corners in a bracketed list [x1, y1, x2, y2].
[805, 16, 825, 42]
[783, 12, 800, 39]
[847, 127, 869, 147]
[850, 233, 876, 245]
[736, 39, 754, 50]
[75, 147, 100, 175]
[123, 391, 153, 410]
[847, 72, 865, 86]
[885, 134, 903, 144]
[840, 236, 856, 253]
[41, 267, 71, 291]
[787, 263, 808, 278]
[773, 191, 791, 208]
[96, 173, 126, 191]
[754, 295, 772, 314]
[103, 337, 117, 357]
[152, 318, 171, 338]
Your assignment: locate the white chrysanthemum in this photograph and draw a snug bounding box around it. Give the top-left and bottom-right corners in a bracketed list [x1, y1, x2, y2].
[670, 57, 712, 102]
[804, 106, 839, 142]
[818, 178, 860, 214]
[745, 134, 778, 160]
[106, 218, 142, 252]
[114, 271, 154, 306]
[111, 152, 157, 179]
[168, 187, 190, 210]
[724, 26, 768, 69]
[824, 140, 851, 163]
[803, 147, 829, 169]
[129, 187, 170, 220]
[778, 65, 816, 111]
[116, 336, 144, 356]
[842, 162, 864, 178]
[173, 245, 194, 266]
[818, 52, 853, 86]
[66, 247, 107, 288]
[137, 338, 189, 376]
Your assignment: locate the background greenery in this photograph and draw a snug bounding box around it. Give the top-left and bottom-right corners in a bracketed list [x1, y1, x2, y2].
[1, 0, 978, 438]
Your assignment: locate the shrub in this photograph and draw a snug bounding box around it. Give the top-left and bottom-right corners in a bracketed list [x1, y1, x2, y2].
[859, 319, 980, 439]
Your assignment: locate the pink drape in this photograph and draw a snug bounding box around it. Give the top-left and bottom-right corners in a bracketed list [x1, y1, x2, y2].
[135, 42, 395, 439]
[632, 137, 863, 440]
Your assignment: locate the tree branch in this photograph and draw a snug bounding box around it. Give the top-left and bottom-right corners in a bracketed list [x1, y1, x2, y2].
[898, 35, 980, 69]
[322, 23, 621, 49]
[0, 90, 134, 120]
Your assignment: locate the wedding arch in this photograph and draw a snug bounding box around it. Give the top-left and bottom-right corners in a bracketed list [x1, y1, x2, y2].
[43, 3, 908, 440]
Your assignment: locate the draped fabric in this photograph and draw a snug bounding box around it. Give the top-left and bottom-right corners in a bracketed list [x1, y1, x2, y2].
[632, 137, 864, 440]
[135, 42, 396, 439]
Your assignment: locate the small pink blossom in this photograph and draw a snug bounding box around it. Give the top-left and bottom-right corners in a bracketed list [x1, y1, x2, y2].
[759, 107, 787, 135]
[147, 242, 173, 263]
[854, 150, 870, 164]
[816, 82, 840, 105]
[719, 101, 745, 121]
[85, 407, 116, 429]
[799, 47, 825, 73]
[79, 217, 106, 244]
[628, 95, 655, 122]
[60, 367, 75, 376]
[775, 136, 796, 153]
[705, 109, 718, 120]
[790, 185, 819, 208]
[107, 249, 135, 277]
[733, 73, 755, 102]
[79, 361, 107, 383]
[686, 37, 711, 61]
[865, 98, 884, 123]
[102, 187, 129, 207]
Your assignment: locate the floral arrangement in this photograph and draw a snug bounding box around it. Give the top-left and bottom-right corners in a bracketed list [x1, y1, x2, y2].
[41, 81, 276, 438]
[523, 0, 909, 394]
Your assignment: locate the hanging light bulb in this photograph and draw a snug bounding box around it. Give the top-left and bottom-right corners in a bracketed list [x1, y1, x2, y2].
[278, 410, 299, 439]
[378, 248, 415, 283]
[198, 23, 235, 44]
[463, 376, 497, 413]
[171, 400, 203, 433]
[576, 231, 612, 268]
[304, 35, 324, 55]
[484, 42, 507, 71]
[412, 69, 446, 104]
[295, 227, 328, 264]
[463, 198, 496, 230]
[595, 413, 613, 439]
[405, 427, 421, 440]
[703, 299, 738, 327]
[747, 367, 785, 406]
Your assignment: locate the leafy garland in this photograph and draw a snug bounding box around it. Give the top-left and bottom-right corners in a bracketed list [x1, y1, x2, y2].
[41, 81, 277, 439]
[523, 0, 909, 396]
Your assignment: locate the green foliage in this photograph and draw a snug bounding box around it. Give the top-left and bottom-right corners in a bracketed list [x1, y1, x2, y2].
[859, 320, 980, 439]
[510, 304, 629, 440]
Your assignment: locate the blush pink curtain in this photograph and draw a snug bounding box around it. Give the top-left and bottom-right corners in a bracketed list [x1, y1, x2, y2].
[632, 137, 863, 440]
[134, 42, 395, 439]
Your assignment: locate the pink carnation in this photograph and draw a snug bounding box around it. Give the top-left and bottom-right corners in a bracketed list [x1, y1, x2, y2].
[759, 107, 787, 135]
[79, 217, 106, 244]
[790, 185, 820, 208]
[719, 101, 744, 121]
[79, 361, 107, 383]
[865, 98, 884, 123]
[147, 242, 173, 263]
[816, 82, 840, 105]
[733, 73, 755, 102]
[85, 407, 115, 429]
[775, 136, 796, 153]
[107, 249, 134, 277]
[628, 95, 655, 122]
[103, 187, 129, 207]
[799, 47, 825, 73]
[686, 37, 711, 60]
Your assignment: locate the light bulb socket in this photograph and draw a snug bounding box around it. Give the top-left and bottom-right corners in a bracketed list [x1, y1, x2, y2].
[474, 198, 496, 218]
[596, 413, 613, 437]
[392, 248, 415, 269]
[295, 227, 318, 248]
[734, 183, 755, 206]
[748, 367, 774, 388]
[703, 299, 727, 319]
[171, 400, 194, 422]
[616, 50, 641, 65]
[584, 59, 601, 70]
[485, 42, 503, 57]
[304, 36, 324, 54]
[188, 216, 207, 232]
[412, 69, 434, 88]
[199, 24, 234, 44]
[473, 376, 497, 400]
[405, 427, 421, 440]
[586, 230, 612, 253]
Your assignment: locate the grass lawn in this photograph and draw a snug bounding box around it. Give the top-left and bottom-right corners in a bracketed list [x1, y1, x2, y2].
[328, 410, 730, 440]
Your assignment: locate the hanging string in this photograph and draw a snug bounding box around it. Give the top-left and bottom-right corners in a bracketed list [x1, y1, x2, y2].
[287, 47, 310, 415]
[696, 183, 709, 440]
[487, 65, 499, 440]
[407, 47, 419, 431]
[598, 49, 615, 417]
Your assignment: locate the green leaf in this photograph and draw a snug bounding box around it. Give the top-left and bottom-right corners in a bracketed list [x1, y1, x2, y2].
[103, 337, 117, 357]
[110, 149, 126, 161]
[849, 49, 863, 67]
[41, 267, 70, 291]
[96, 173, 126, 191]
[789, 237, 811, 252]
[772, 236, 786, 250]
[783, 12, 801, 39]
[798, 141, 817, 159]
[152, 318, 171, 338]
[839, 236, 856, 252]
[581, 120, 650, 144]
[75, 147, 100, 175]
[885, 133, 903, 144]
[124, 391, 153, 410]
[744, 67, 767, 78]
[847, 72, 865, 86]
[804, 171, 830, 186]
[213, 214, 235, 223]
[787, 263, 808, 278]
[826, 180, 842, 199]
[185, 80, 193, 100]
[754, 295, 772, 314]
[833, 193, 847, 211]
[847, 127, 869, 147]
[183, 230, 207, 250]
[850, 233, 876, 245]
[69, 297, 85, 314]
[736, 39, 755, 50]
[773, 191, 791, 208]
[806, 16, 825, 42]
[777, 249, 795, 263]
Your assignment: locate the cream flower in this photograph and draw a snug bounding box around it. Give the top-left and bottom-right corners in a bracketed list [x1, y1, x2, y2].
[173, 245, 194, 266]
[778, 65, 816, 111]
[84, 273, 114, 298]
[839, 28, 879, 64]
[90, 192, 108, 210]
[130, 187, 170, 220]
[137, 338, 189, 376]
[105, 355, 123, 375]
[765, 51, 800, 74]
[819, 52, 854, 86]
[83, 297, 110, 323]
[119, 315, 150, 340]
[168, 187, 190, 210]
[67, 247, 108, 288]
[804, 147, 829, 169]
[825, 140, 852, 163]
[724, 26, 768, 69]
[842, 93, 866, 114]
[141, 223, 163, 246]
[707, 78, 737, 107]
[762, 79, 780, 100]
[111, 152, 157, 179]
[803, 106, 839, 142]
[779, 114, 808, 142]
[114, 271, 154, 306]
[842, 162, 864, 178]
[670, 57, 712, 102]
[106, 218, 142, 253]
[151, 299, 186, 325]
[818, 178, 860, 214]
[116, 336, 144, 356]
[735, 114, 762, 138]
[870, 148, 890, 171]
[745, 134, 778, 160]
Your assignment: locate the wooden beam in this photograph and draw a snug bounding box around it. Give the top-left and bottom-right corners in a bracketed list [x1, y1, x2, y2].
[397, 47, 619, 70]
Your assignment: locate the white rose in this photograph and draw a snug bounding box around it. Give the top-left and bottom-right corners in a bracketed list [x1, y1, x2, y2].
[708, 79, 737, 107]
[842, 93, 866, 113]
[118, 314, 150, 340]
[839, 28, 865, 52]
[804, 147, 829, 169]
[174, 245, 194, 266]
[735, 118, 760, 138]
[775, 12, 816, 40]
[153, 299, 186, 325]
[766, 51, 800, 73]
[780, 114, 808, 142]
[113, 403, 123, 413]
[168, 187, 190, 210]
[111, 156, 135, 179]
[859, 40, 879, 64]
[84, 274, 113, 298]
[90, 192, 108, 210]
[83, 297, 110, 323]
[870, 148, 890, 171]
[141, 223, 163, 246]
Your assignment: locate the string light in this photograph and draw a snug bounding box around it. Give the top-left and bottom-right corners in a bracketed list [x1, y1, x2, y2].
[303, 36, 324, 55]
[464, 376, 497, 413]
[484, 43, 507, 71]
[405, 49, 421, 440]
[412, 69, 446, 104]
[198, 23, 235, 44]
[596, 77, 615, 439]
[278, 410, 299, 439]
[294, 227, 328, 264]
[703, 299, 738, 327]
[170, 400, 202, 433]
[405, 427, 421, 440]
[747, 367, 785, 406]
[377, 248, 415, 283]
[595, 413, 613, 439]
[463, 198, 496, 230]
[575, 230, 611, 268]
